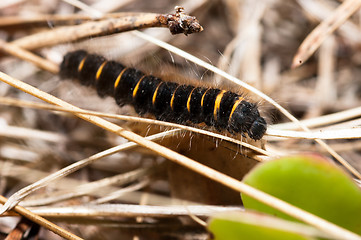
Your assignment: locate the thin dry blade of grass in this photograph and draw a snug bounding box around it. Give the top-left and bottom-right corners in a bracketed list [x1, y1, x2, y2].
[0, 70, 360, 240]
[0, 39, 59, 74]
[292, 0, 361, 68]
[267, 128, 361, 140]
[94, 180, 151, 204]
[272, 105, 361, 130]
[0, 123, 65, 142]
[21, 167, 156, 207]
[26, 204, 242, 218]
[61, 0, 105, 18]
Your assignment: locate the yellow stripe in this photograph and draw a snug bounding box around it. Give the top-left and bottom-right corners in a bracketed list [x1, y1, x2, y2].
[170, 86, 181, 110]
[77, 57, 87, 72]
[114, 68, 127, 89]
[228, 97, 244, 122]
[186, 88, 196, 113]
[152, 82, 163, 106]
[95, 61, 107, 81]
[213, 90, 226, 121]
[200, 88, 210, 107]
[132, 75, 146, 99]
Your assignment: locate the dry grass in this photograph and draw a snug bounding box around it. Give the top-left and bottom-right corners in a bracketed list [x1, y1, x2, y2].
[1, 0, 361, 239]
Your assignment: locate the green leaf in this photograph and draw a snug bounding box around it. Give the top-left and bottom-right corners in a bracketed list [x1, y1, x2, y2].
[208, 211, 320, 240]
[241, 154, 361, 234]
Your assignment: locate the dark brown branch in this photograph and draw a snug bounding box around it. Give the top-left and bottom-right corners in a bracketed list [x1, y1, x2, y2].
[0, 12, 141, 29]
[9, 6, 203, 50]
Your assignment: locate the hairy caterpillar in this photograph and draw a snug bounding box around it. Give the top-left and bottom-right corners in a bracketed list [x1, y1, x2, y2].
[60, 50, 267, 140]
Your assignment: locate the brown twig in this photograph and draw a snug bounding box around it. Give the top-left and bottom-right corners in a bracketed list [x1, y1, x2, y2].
[0, 12, 143, 29]
[9, 6, 203, 50]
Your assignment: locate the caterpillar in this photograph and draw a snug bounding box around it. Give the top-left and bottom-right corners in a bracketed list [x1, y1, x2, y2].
[60, 50, 267, 140]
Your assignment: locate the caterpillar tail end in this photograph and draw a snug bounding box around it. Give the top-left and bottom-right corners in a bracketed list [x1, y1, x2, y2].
[59, 50, 87, 79]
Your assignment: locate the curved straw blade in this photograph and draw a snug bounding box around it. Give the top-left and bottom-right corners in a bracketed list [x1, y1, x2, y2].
[292, 0, 361, 68]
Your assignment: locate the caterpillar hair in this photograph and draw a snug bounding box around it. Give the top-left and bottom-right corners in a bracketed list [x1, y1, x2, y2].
[59, 50, 267, 140]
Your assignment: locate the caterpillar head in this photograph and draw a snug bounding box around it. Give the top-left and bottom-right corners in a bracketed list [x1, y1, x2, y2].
[229, 101, 267, 141]
[248, 117, 267, 141]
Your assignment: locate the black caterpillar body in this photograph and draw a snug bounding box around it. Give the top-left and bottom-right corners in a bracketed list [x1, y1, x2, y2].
[60, 50, 267, 140]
